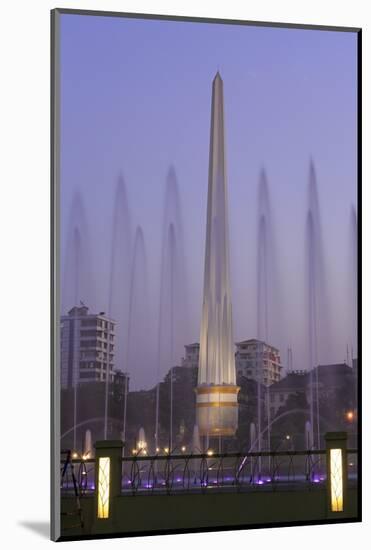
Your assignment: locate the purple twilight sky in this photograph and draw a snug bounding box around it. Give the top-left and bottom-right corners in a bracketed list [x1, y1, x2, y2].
[59, 13, 357, 390]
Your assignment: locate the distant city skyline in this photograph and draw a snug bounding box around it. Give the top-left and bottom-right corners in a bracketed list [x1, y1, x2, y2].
[60, 14, 357, 390]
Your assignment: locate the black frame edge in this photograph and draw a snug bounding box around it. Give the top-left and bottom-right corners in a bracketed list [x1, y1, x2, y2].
[356, 27, 362, 524]
[53, 7, 361, 33]
[51, 7, 61, 543]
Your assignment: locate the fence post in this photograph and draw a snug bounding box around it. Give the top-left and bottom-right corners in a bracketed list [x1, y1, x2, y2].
[325, 431, 348, 518]
[93, 440, 123, 533]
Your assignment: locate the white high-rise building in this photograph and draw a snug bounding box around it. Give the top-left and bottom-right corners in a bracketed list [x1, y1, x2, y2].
[60, 305, 115, 389]
[196, 73, 239, 437]
[235, 339, 282, 386]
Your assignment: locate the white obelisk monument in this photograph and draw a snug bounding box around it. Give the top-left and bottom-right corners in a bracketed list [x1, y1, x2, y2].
[196, 72, 239, 439]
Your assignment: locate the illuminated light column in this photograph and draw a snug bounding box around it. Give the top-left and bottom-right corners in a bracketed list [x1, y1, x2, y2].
[325, 432, 348, 515]
[94, 440, 123, 532]
[196, 72, 239, 438]
[97, 457, 110, 519]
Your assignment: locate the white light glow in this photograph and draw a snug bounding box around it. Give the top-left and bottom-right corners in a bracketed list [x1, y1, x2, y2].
[330, 448, 343, 512]
[97, 457, 110, 519]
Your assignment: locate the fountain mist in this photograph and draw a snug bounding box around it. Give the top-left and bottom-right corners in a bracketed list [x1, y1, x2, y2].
[306, 160, 332, 449]
[104, 175, 132, 439]
[155, 167, 189, 450]
[122, 226, 151, 446]
[256, 169, 281, 456]
[62, 190, 95, 313]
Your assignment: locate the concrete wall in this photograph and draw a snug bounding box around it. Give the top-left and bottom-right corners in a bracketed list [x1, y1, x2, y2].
[61, 487, 358, 539]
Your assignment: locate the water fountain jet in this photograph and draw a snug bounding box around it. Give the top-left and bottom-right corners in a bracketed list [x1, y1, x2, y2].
[104, 175, 132, 440]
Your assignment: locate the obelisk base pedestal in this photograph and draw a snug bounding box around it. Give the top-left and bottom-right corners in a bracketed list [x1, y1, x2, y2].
[195, 385, 240, 437]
